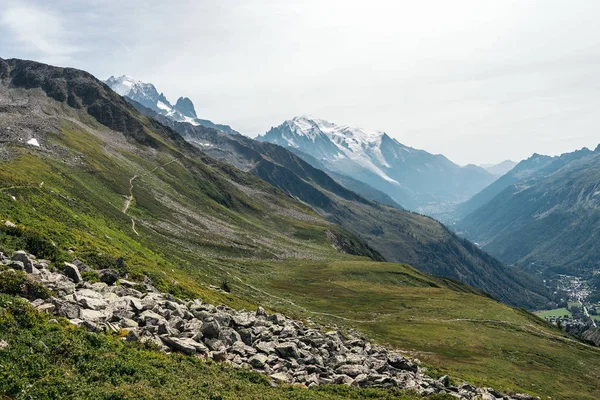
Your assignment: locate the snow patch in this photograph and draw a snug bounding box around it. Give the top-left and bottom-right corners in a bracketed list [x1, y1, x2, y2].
[27, 138, 40, 147]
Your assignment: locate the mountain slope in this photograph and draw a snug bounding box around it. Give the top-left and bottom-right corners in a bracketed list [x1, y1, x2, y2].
[257, 116, 497, 212]
[127, 99, 551, 309]
[2, 58, 600, 399]
[459, 146, 600, 276]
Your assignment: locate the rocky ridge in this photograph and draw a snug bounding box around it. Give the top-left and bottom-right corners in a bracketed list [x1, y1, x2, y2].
[0, 249, 536, 400]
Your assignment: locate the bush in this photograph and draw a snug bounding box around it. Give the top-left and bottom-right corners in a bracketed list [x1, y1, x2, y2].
[221, 279, 231, 293]
[0, 270, 52, 300]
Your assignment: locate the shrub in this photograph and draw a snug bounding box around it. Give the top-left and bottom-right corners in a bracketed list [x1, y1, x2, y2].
[0, 270, 52, 300]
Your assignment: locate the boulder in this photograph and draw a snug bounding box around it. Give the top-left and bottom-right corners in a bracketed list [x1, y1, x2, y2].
[205, 338, 225, 352]
[270, 372, 291, 384]
[7, 260, 24, 271]
[57, 302, 81, 319]
[63, 262, 82, 283]
[200, 318, 221, 339]
[275, 342, 300, 359]
[99, 269, 119, 285]
[256, 341, 276, 355]
[232, 313, 255, 328]
[387, 353, 417, 372]
[12, 251, 34, 272]
[336, 364, 368, 377]
[249, 353, 269, 368]
[139, 310, 165, 326]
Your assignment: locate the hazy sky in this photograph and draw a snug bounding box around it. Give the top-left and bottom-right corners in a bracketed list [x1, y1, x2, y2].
[1, 0, 599, 165]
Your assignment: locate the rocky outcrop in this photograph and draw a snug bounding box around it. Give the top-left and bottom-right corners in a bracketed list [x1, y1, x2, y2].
[0, 250, 536, 400]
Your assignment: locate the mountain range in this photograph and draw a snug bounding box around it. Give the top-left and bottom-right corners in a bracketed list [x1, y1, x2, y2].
[111, 79, 551, 309]
[458, 145, 600, 278]
[2, 57, 600, 399]
[256, 116, 497, 213]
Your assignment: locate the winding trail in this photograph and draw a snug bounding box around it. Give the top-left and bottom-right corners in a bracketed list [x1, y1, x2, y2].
[121, 158, 179, 235]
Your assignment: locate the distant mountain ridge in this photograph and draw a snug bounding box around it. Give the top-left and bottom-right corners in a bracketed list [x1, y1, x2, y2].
[256, 116, 497, 212]
[105, 75, 239, 136]
[458, 145, 600, 277]
[123, 96, 551, 309]
[480, 160, 518, 176]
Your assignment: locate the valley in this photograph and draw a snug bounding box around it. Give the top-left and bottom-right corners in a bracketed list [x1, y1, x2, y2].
[0, 56, 599, 400]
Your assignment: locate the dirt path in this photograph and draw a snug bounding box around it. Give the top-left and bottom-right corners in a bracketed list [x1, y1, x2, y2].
[121, 158, 178, 235]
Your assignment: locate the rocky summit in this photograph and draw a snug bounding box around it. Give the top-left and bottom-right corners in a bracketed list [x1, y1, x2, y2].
[0, 249, 535, 400]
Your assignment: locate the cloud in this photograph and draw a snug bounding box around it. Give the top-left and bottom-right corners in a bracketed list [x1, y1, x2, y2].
[1, 4, 81, 64]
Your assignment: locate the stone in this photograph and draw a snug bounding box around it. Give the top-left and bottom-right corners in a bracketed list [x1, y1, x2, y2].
[80, 309, 110, 322]
[78, 296, 108, 310]
[99, 269, 119, 285]
[387, 353, 417, 372]
[200, 319, 221, 339]
[126, 330, 140, 342]
[249, 353, 269, 368]
[160, 336, 203, 356]
[139, 310, 166, 326]
[232, 313, 255, 328]
[256, 341, 276, 355]
[4, 220, 16, 228]
[58, 302, 81, 319]
[63, 262, 82, 283]
[218, 328, 241, 346]
[12, 251, 34, 272]
[212, 349, 228, 362]
[36, 303, 56, 314]
[336, 364, 368, 377]
[256, 306, 268, 317]
[72, 259, 91, 273]
[275, 342, 300, 359]
[7, 260, 24, 271]
[205, 338, 226, 352]
[270, 372, 291, 384]
[0, 340, 9, 351]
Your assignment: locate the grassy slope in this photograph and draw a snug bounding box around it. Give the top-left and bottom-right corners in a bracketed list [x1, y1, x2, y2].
[0, 61, 599, 399]
[147, 111, 549, 310]
[222, 260, 600, 400]
[0, 294, 448, 400]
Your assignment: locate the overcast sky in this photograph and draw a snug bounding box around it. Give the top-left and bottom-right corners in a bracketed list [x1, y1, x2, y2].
[1, 0, 599, 165]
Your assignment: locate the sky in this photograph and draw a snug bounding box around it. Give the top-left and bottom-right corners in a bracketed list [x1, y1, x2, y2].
[1, 0, 599, 165]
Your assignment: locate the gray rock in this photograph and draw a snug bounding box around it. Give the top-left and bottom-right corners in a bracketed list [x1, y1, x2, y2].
[7, 260, 24, 271]
[0, 339, 9, 351]
[139, 310, 165, 327]
[161, 336, 206, 356]
[12, 251, 34, 272]
[232, 313, 255, 328]
[57, 302, 81, 319]
[249, 353, 269, 368]
[126, 330, 140, 342]
[200, 319, 221, 339]
[212, 349, 228, 362]
[275, 342, 300, 359]
[218, 328, 241, 346]
[99, 269, 119, 285]
[256, 341, 276, 355]
[270, 372, 291, 384]
[336, 364, 368, 377]
[63, 262, 82, 283]
[205, 338, 226, 352]
[387, 353, 417, 372]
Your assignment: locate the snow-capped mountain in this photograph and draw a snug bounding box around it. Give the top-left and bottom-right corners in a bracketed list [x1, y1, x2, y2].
[104, 75, 238, 135]
[257, 116, 497, 211]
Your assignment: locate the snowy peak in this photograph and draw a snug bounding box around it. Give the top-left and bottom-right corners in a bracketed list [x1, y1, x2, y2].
[258, 116, 497, 211]
[105, 75, 199, 126]
[174, 97, 197, 119]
